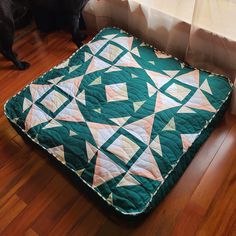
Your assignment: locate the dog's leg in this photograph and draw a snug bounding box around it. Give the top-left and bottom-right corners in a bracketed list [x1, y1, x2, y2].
[0, 20, 30, 70]
[79, 14, 86, 30]
[71, 12, 87, 48]
[1, 49, 30, 70]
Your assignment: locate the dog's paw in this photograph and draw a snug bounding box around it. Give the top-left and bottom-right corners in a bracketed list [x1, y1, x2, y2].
[73, 39, 83, 48]
[18, 61, 31, 70]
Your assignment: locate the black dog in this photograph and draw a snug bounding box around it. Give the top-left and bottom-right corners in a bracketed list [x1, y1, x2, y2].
[0, 0, 30, 70]
[31, 0, 89, 48]
[0, 0, 89, 70]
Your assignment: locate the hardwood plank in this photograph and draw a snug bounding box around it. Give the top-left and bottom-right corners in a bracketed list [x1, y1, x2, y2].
[0, 117, 19, 147]
[31, 182, 79, 235]
[24, 228, 39, 236]
[171, 124, 236, 236]
[0, 151, 44, 204]
[16, 162, 56, 204]
[68, 207, 107, 236]
[0, 139, 22, 168]
[48, 197, 93, 236]
[0, 153, 34, 192]
[196, 162, 236, 236]
[0, 194, 27, 233]
[2, 175, 67, 236]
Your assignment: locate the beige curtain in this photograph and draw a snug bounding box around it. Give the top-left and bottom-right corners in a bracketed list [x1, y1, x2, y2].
[186, 0, 236, 114]
[83, 0, 194, 59]
[83, 0, 236, 114]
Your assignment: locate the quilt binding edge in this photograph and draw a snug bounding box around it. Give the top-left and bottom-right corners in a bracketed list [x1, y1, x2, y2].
[3, 26, 234, 216]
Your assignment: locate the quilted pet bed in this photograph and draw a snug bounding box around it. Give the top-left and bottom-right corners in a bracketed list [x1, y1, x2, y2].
[5, 28, 232, 216]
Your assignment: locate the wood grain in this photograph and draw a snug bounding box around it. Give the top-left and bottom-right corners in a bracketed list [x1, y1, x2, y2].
[0, 26, 236, 236]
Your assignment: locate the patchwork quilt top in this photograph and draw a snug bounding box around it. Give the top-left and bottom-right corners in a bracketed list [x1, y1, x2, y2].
[5, 28, 232, 215]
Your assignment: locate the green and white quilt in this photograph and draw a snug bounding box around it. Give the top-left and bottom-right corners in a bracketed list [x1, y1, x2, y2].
[5, 28, 232, 216]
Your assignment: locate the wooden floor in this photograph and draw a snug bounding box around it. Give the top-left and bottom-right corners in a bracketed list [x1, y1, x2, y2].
[0, 26, 236, 236]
